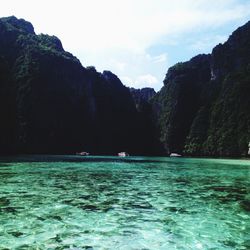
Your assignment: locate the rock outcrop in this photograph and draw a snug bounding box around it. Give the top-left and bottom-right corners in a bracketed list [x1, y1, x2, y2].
[152, 21, 250, 156]
[0, 16, 148, 155]
[0, 16, 250, 157]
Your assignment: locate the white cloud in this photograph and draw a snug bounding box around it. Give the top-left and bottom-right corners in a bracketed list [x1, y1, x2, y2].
[135, 74, 158, 86]
[79, 48, 168, 90]
[189, 35, 229, 53]
[151, 54, 168, 64]
[2, 0, 250, 52]
[112, 60, 127, 72]
[120, 76, 133, 86]
[1, 0, 250, 90]
[121, 74, 159, 89]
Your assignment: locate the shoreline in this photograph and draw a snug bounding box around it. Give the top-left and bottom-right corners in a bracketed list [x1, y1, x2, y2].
[0, 154, 249, 163]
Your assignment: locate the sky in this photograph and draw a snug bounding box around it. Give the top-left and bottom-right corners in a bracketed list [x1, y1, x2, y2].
[1, 0, 250, 91]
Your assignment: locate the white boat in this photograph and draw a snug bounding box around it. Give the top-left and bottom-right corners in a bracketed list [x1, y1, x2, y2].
[170, 153, 182, 157]
[76, 151, 90, 156]
[118, 152, 129, 157]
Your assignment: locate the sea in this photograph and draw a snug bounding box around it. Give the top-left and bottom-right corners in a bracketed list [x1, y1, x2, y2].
[0, 155, 249, 249]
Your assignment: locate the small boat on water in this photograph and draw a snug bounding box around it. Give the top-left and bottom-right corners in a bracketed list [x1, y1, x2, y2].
[118, 152, 129, 157]
[76, 151, 90, 156]
[170, 153, 182, 157]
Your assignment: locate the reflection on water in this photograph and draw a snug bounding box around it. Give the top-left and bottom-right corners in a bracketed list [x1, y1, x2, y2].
[0, 156, 249, 249]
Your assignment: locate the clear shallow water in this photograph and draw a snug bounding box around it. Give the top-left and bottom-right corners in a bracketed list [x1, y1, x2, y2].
[0, 156, 249, 250]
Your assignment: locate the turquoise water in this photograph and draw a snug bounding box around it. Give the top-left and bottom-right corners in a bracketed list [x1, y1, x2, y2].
[0, 156, 249, 250]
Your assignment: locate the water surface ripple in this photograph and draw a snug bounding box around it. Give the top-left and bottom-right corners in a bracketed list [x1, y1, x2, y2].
[0, 156, 249, 249]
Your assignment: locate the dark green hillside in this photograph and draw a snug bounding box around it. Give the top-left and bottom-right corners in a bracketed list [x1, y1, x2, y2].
[0, 16, 149, 155]
[129, 87, 162, 155]
[152, 55, 211, 155]
[153, 21, 250, 157]
[0, 16, 250, 157]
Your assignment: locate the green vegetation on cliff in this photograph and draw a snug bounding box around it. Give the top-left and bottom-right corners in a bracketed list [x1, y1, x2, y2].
[153, 21, 250, 157]
[0, 16, 146, 155]
[0, 16, 249, 157]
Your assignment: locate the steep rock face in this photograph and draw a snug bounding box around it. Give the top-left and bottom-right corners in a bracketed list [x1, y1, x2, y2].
[211, 21, 250, 81]
[130, 87, 156, 112]
[152, 55, 211, 154]
[85, 69, 140, 154]
[0, 16, 91, 153]
[0, 16, 145, 155]
[1, 16, 250, 157]
[154, 21, 250, 156]
[199, 22, 250, 156]
[129, 88, 161, 155]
